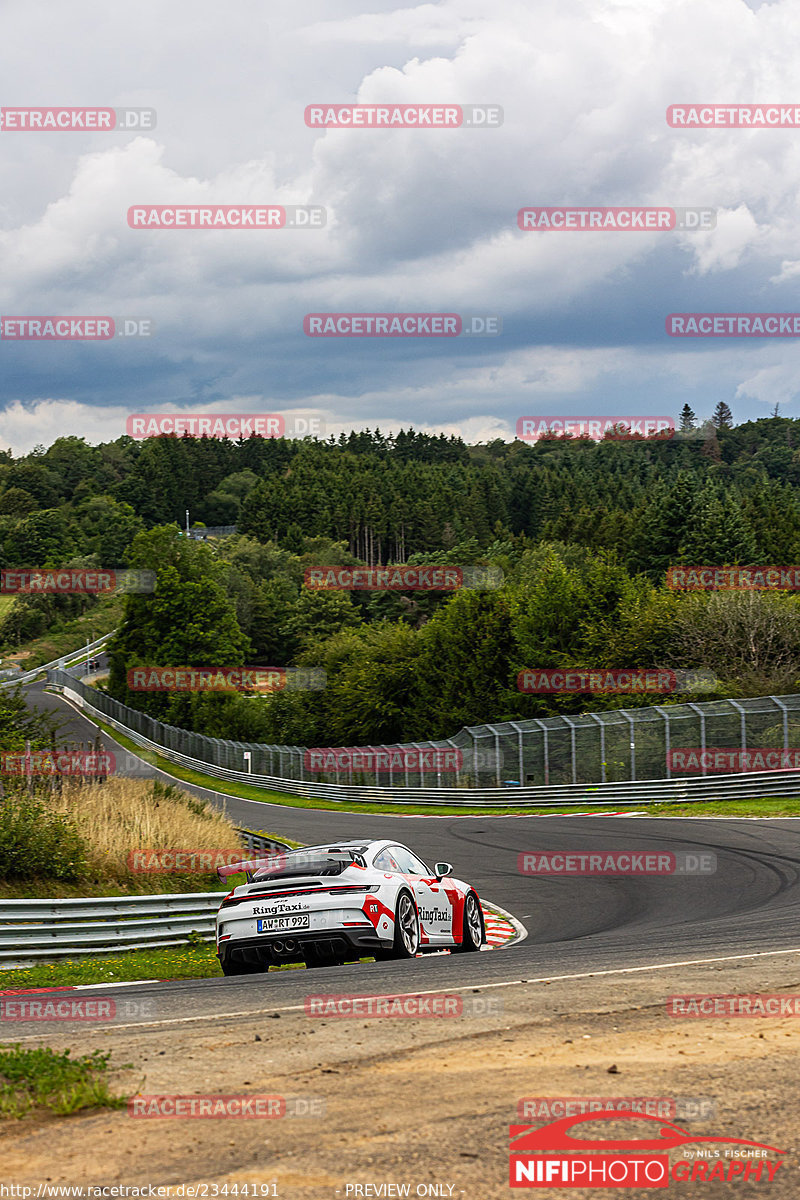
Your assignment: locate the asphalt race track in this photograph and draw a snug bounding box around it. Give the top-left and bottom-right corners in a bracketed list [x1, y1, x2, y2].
[15, 678, 800, 1031]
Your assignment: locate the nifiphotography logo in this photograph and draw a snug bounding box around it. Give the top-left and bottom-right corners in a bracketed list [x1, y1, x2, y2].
[509, 1111, 785, 1188]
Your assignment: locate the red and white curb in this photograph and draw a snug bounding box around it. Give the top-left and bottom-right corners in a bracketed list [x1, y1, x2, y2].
[0, 980, 159, 994]
[535, 809, 647, 817]
[480, 899, 527, 949]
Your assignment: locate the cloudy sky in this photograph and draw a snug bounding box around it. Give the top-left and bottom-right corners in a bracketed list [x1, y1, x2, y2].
[0, 0, 797, 454]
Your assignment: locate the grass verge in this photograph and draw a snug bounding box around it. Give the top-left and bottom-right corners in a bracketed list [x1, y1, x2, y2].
[645, 797, 800, 818]
[0, 943, 223, 988]
[0, 943, 368, 987]
[0, 1044, 130, 1118]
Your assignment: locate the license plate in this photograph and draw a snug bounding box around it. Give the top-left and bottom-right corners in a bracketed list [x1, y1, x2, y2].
[257, 914, 310, 932]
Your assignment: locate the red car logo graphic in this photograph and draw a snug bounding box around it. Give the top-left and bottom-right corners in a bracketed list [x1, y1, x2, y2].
[510, 1110, 785, 1155]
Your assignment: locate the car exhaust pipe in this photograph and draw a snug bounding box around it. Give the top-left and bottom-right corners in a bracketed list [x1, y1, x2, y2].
[273, 940, 284, 953]
[283, 939, 297, 953]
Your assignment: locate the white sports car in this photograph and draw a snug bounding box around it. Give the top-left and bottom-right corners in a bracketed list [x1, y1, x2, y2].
[215, 838, 485, 973]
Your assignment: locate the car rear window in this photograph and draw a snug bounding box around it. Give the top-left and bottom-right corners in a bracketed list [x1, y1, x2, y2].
[252, 850, 358, 880]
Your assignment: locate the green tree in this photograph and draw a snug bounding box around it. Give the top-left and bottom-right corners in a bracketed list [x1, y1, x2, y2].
[679, 487, 758, 564]
[3, 510, 75, 565]
[284, 588, 362, 655]
[712, 401, 733, 430]
[72, 496, 144, 563]
[107, 526, 249, 719]
[0, 488, 38, 517]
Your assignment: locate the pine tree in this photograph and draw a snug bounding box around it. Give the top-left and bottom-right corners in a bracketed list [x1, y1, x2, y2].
[679, 404, 696, 433]
[678, 486, 757, 564]
[712, 401, 733, 430]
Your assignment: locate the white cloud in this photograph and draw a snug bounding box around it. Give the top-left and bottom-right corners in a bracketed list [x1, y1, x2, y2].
[1, 0, 799, 439]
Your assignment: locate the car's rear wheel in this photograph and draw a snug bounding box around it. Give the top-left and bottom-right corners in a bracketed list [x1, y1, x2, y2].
[453, 892, 483, 953]
[388, 890, 419, 958]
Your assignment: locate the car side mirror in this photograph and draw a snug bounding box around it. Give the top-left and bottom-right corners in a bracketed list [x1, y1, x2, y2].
[433, 862, 453, 879]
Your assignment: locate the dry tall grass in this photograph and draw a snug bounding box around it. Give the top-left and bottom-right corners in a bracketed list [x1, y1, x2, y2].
[43, 777, 239, 882]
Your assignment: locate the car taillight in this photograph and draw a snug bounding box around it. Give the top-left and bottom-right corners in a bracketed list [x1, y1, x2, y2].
[324, 884, 381, 895]
[220, 890, 238, 908]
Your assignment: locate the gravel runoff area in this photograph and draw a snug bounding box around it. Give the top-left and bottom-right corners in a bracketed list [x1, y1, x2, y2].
[1, 952, 800, 1198]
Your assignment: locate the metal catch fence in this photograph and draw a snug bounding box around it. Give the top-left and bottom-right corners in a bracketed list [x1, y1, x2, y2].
[46, 670, 800, 793]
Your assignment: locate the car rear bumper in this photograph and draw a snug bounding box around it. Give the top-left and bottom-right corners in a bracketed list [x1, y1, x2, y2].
[218, 926, 389, 967]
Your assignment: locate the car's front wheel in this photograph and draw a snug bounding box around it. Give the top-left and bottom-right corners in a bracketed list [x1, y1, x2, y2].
[388, 889, 419, 958]
[453, 892, 483, 953]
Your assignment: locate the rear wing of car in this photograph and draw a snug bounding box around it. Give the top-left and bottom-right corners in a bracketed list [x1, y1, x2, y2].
[217, 847, 367, 883]
[217, 852, 287, 882]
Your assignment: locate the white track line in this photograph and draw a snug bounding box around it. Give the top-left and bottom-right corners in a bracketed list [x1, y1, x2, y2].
[9, 945, 800, 1040]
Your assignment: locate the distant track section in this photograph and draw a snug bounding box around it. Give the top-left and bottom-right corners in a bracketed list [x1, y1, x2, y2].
[45, 672, 800, 807]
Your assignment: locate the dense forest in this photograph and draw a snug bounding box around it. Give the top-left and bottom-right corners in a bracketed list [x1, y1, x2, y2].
[3, 409, 800, 745]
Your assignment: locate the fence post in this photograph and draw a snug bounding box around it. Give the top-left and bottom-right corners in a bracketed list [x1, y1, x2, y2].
[532, 719, 550, 786]
[508, 722, 524, 785]
[687, 704, 707, 776]
[411, 743, 426, 789]
[654, 707, 671, 779]
[622, 711, 635, 782]
[485, 725, 502, 786]
[729, 699, 747, 758]
[467, 728, 479, 784]
[588, 713, 606, 784]
[445, 738, 459, 787]
[561, 716, 578, 784]
[773, 696, 789, 752]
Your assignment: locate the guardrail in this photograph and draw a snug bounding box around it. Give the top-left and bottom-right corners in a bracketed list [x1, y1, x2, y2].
[0, 632, 113, 690]
[0, 828, 290, 968]
[236, 828, 292, 854]
[0, 893, 222, 966]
